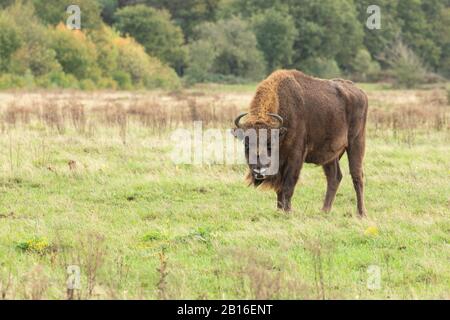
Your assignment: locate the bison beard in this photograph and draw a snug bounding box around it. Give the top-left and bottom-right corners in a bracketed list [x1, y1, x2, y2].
[233, 70, 368, 217]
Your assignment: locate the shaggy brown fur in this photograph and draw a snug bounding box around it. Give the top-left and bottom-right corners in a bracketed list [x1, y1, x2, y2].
[234, 69, 368, 216]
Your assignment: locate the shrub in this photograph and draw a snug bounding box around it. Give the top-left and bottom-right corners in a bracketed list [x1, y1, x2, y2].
[380, 40, 427, 88]
[0, 73, 27, 89]
[79, 79, 96, 90]
[36, 71, 79, 89]
[97, 77, 118, 90]
[302, 57, 341, 79]
[113, 71, 132, 90]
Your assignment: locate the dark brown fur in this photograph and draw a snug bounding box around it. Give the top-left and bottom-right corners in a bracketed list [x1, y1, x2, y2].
[237, 70, 368, 216]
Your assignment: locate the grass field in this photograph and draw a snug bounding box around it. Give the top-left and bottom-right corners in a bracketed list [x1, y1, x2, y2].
[0, 85, 449, 299]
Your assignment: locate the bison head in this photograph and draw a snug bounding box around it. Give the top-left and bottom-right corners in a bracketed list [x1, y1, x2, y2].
[231, 113, 287, 181]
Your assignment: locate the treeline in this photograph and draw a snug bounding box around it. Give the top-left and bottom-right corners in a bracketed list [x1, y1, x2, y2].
[1, 0, 449, 90]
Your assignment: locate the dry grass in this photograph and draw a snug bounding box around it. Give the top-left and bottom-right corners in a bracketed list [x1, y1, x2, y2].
[1, 89, 447, 137]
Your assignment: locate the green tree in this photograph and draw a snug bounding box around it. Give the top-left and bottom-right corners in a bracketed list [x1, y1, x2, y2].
[32, 0, 103, 30]
[436, 7, 450, 77]
[185, 40, 217, 83]
[99, 0, 119, 24]
[355, 0, 401, 64]
[217, 0, 284, 18]
[89, 26, 119, 77]
[0, 12, 22, 71]
[422, 0, 450, 75]
[397, 0, 441, 68]
[49, 24, 100, 80]
[286, 0, 364, 72]
[186, 17, 266, 83]
[352, 49, 381, 81]
[251, 8, 298, 72]
[144, 0, 221, 38]
[5, 1, 61, 76]
[114, 36, 181, 89]
[114, 4, 187, 74]
[0, 0, 15, 9]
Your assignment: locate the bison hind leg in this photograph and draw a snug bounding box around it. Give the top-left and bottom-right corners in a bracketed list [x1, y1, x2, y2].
[347, 135, 367, 217]
[322, 159, 343, 212]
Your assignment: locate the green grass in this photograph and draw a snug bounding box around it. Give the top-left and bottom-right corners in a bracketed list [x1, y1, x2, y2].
[0, 117, 448, 299]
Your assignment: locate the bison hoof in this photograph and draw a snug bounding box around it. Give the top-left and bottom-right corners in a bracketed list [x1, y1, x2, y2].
[321, 206, 331, 213]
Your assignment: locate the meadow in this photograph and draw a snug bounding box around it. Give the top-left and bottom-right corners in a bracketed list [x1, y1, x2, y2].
[0, 84, 449, 299]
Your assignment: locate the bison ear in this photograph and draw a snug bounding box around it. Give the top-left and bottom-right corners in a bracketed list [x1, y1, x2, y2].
[279, 127, 287, 137]
[230, 128, 244, 140]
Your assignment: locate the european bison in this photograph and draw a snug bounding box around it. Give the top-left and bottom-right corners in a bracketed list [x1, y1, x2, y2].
[232, 70, 368, 217]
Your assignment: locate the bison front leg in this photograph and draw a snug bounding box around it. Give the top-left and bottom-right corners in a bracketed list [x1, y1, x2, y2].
[276, 163, 303, 212]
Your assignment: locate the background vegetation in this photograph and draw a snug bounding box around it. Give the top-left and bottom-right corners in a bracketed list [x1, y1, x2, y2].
[1, 0, 450, 89]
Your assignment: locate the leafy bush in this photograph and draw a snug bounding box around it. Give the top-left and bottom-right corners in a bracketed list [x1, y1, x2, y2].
[352, 49, 381, 82]
[50, 24, 101, 80]
[114, 36, 181, 89]
[381, 40, 427, 88]
[0, 74, 28, 89]
[186, 17, 266, 83]
[113, 71, 132, 90]
[35, 71, 79, 89]
[97, 77, 118, 90]
[80, 79, 97, 90]
[114, 5, 187, 73]
[302, 57, 341, 79]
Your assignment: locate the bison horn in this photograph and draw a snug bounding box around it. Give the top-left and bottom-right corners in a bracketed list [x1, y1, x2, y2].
[234, 113, 248, 128]
[268, 113, 284, 127]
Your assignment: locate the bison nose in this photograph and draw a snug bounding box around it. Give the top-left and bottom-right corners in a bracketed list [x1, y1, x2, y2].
[252, 167, 268, 175]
